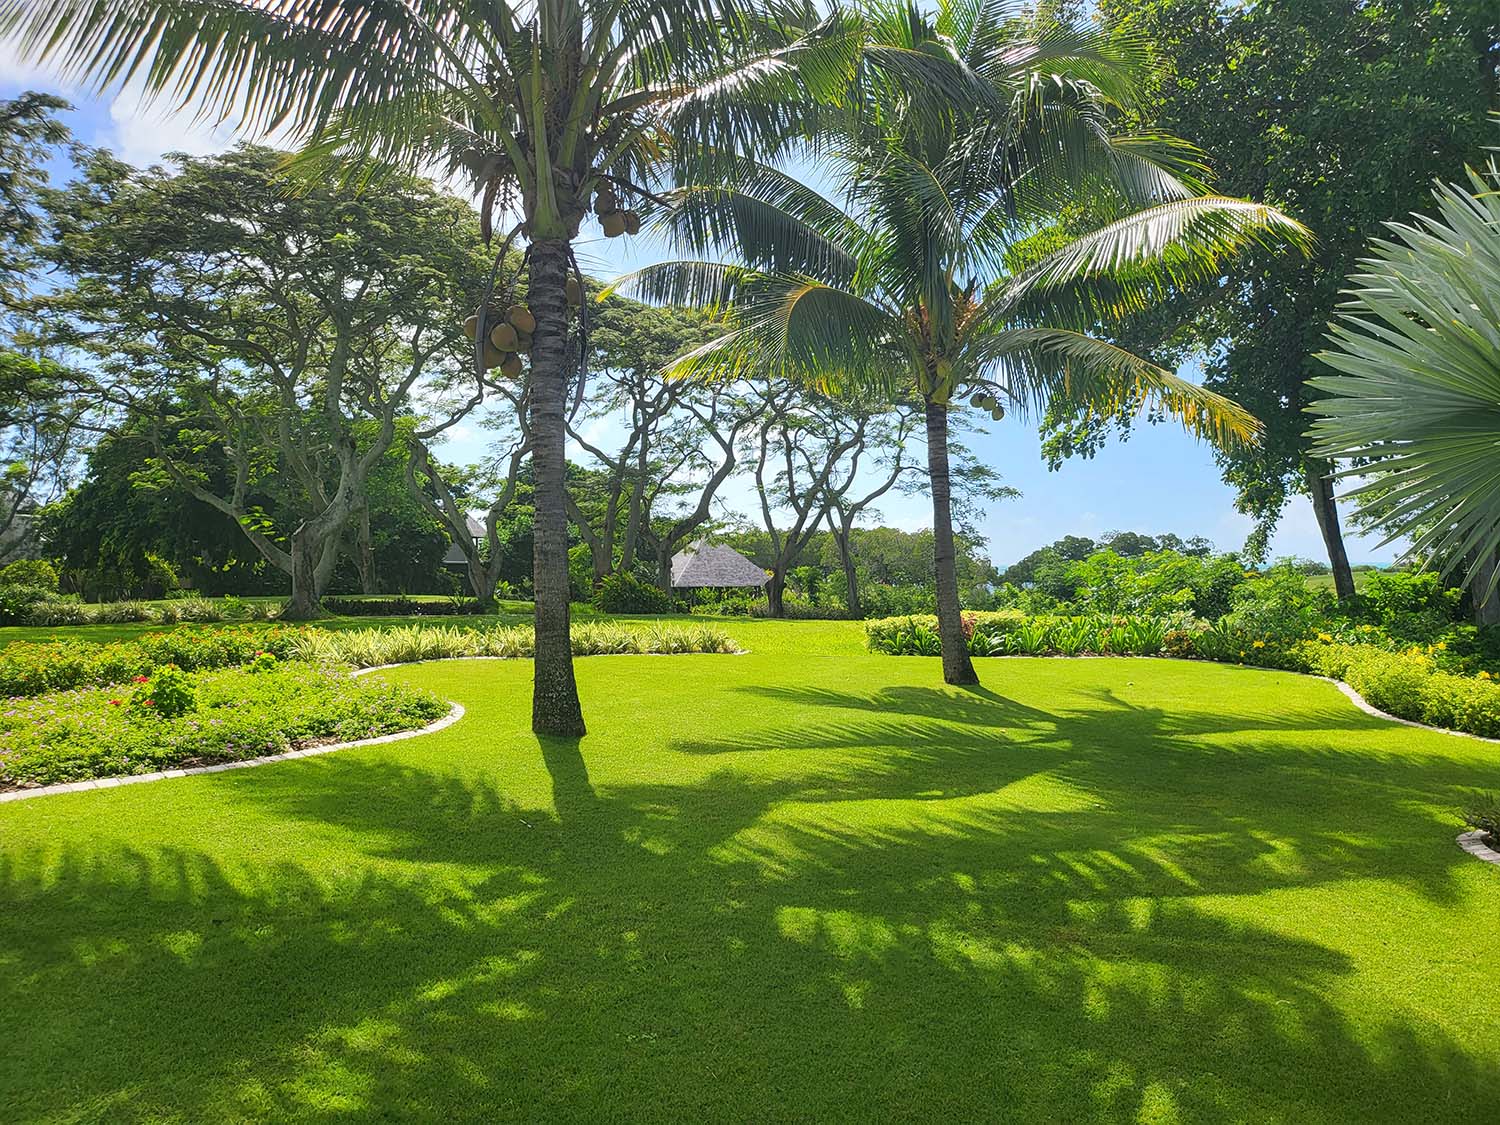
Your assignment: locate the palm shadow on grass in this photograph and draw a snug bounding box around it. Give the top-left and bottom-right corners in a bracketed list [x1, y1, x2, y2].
[2, 672, 1498, 1121]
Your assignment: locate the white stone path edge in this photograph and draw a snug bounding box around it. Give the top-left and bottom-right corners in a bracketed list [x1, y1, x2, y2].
[0, 662, 464, 805]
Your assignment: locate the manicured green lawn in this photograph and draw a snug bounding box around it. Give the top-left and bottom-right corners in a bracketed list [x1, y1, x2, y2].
[2, 620, 1497, 1121]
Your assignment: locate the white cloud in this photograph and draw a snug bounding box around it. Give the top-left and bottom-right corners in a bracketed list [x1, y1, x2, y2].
[103, 86, 243, 167]
[0, 37, 76, 92]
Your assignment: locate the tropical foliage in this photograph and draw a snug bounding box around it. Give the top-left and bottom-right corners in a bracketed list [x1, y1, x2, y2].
[625, 0, 1306, 685]
[1079, 0, 1499, 596]
[1309, 164, 1500, 618]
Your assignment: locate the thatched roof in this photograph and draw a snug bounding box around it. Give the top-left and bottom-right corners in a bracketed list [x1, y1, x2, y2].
[671, 542, 768, 589]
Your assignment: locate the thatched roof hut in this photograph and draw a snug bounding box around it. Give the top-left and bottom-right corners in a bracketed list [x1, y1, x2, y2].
[670, 541, 768, 589]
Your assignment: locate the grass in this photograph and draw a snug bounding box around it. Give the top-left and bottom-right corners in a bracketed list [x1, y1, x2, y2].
[1, 619, 1498, 1120]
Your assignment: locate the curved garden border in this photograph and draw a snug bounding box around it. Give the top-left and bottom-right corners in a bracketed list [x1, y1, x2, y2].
[0, 698, 465, 805]
[1457, 830, 1500, 868]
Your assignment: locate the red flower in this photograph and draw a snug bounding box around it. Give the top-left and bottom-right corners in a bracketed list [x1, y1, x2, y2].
[143, 699, 154, 707]
[109, 699, 122, 706]
[133, 675, 149, 684]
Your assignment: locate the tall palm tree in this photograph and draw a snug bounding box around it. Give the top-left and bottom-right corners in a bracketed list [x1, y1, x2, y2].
[0, 0, 866, 734]
[623, 1, 1310, 684]
[1309, 164, 1500, 623]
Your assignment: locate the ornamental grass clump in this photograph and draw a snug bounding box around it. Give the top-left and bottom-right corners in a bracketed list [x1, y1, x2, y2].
[289, 622, 741, 668]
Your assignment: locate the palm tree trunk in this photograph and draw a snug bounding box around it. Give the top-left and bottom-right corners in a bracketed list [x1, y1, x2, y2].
[925, 398, 978, 685]
[528, 238, 586, 737]
[1305, 461, 1355, 601]
[1473, 546, 1500, 627]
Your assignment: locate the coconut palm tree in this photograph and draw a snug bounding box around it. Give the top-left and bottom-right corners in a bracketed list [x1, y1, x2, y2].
[0, 0, 874, 734]
[1309, 164, 1500, 623]
[622, 1, 1310, 685]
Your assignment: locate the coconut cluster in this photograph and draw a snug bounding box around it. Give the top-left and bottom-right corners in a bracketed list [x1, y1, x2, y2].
[464, 303, 536, 375]
[594, 187, 640, 239]
[970, 390, 1006, 422]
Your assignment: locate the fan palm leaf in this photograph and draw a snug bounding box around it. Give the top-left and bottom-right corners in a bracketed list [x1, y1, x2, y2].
[1309, 166, 1500, 598]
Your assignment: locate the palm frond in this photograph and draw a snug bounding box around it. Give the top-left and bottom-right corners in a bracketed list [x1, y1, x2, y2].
[0, 0, 484, 145]
[1309, 166, 1500, 595]
[968, 325, 1261, 450]
[1000, 196, 1312, 310]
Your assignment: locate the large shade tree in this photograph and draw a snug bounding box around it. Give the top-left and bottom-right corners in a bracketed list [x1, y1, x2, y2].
[627, 1, 1307, 683]
[1309, 165, 1500, 625]
[0, 0, 860, 733]
[1088, 0, 1500, 597]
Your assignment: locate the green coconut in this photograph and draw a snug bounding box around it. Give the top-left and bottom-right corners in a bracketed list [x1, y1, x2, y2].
[622, 210, 641, 236]
[499, 353, 523, 378]
[601, 211, 627, 238]
[507, 304, 536, 334]
[489, 322, 519, 351]
[565, 277, 582, 306]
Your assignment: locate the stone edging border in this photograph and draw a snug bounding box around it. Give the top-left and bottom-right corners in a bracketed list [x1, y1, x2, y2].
[0, 698, 465, 805]
[1316, 676, 1500, 745]
[1457, 830, 1500, 868]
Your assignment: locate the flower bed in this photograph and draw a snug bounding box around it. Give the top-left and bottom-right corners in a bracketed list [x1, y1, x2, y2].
[866, 612, 1500, 739]
[0, 625, 309, 698]
[0, 660, 448, 790]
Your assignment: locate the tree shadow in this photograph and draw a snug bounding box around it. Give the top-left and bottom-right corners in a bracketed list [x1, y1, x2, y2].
[2, 664, 1498, 1120]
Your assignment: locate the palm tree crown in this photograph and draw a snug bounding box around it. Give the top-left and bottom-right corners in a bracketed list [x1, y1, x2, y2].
[620, 0, 1310, 681]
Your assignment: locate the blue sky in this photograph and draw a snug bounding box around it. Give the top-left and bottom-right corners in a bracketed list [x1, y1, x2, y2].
[1, 54, 1402, 569]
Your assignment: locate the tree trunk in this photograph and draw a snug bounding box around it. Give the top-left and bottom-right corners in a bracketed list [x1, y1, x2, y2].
[528, 239, 586, 736]
[1473, 546, 1500, 627]
[1305, 461, 1355, 601]
[766, 571, 787, 617]
[355, 502, 377, 594]
[833, 520, 861, 618]
[925, 398, 978, 685]
[282, 526, 324, 620]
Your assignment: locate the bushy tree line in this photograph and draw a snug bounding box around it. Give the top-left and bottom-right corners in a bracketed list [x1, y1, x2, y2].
[0, 110, 1007, 619]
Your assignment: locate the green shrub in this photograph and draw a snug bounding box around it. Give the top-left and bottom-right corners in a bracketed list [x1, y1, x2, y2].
[1357, 569, 1463, 641]
[867, 611, 1180, 659]
[689, 592, 759, 617]
[750, 596, 853, 620]
[0, 584, 58, 625]
[0, 663, 448, 789]
[593, 572, 678, 614]
[1227, 562, 1331, 648]
[860, 583, 937, 618]
[288, 621, 741, 667]
[0, 559, 59, 591]
[322, 596, 484, 617]
[131, 664, 196, 719]
[1304, 642, 1500, 738]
